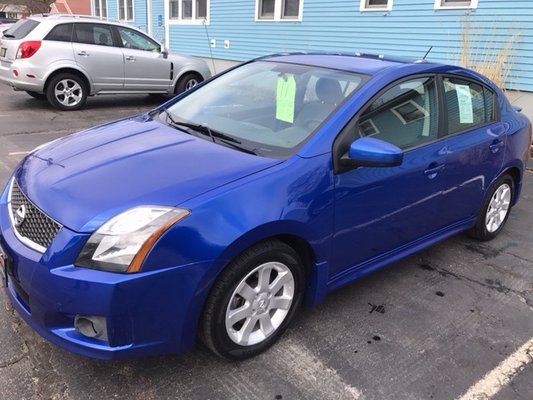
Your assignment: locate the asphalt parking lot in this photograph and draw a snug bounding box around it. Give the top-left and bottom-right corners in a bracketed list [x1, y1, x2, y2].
[0, 84, 532, 400]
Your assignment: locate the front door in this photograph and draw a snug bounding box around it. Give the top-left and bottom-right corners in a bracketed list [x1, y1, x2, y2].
[72, 23, 124, 91]
[114, 26, 172, 92]
[331, 76, 448, 276]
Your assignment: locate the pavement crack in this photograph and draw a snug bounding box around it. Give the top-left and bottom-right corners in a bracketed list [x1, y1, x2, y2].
[419, 263, 533, 312]
[0, 353, 27, 369]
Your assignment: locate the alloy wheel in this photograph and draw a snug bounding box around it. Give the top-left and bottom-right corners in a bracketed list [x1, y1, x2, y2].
[54, 79, 83, 107]
[485, 183, 511, 233]
[225, 261, 295, 346]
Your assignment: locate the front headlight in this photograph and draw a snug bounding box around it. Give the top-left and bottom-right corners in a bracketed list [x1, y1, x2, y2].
[76, 206, 190, 273]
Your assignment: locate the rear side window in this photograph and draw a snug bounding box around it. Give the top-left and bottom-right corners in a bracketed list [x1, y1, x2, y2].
[44, 23, 73, 42]
[2, 19, 40, 39]
[73, 23, 113, 46]
[443, 77, 495, 135]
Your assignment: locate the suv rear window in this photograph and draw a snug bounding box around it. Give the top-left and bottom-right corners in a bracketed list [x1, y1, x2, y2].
[2, 19, 40, 39]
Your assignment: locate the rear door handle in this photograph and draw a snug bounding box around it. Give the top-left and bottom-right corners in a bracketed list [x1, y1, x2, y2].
[424, 163, 445, 179]
[77, 51, 89, 57]
[489, 139, 504, 154]
[125, 56, 136, 62]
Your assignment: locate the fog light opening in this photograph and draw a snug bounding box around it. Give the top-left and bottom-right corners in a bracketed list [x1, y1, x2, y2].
[74, 315, 108, 341]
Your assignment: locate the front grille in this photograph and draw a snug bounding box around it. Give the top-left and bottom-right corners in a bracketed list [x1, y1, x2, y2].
[8, 180, 62, 251]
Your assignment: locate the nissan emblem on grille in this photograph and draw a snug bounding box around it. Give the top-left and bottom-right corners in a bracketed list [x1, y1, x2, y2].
[8, 180, 62, 251]
[14, 204, 26, 227]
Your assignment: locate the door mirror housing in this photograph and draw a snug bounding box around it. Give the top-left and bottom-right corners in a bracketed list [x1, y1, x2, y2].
[161, 46, 168, 59]
[342, 137, 403, 167]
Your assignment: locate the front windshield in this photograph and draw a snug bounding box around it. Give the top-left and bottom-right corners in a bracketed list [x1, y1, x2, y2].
[163, 61, 366, 158]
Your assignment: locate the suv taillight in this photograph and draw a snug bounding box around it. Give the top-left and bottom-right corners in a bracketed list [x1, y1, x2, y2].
[16, 41, 41, 59]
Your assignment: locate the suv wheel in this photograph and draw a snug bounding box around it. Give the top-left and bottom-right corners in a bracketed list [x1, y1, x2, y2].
[200, 240, 305, 360]
[46, 73, 87, 111]
[175, 73, 202, 94]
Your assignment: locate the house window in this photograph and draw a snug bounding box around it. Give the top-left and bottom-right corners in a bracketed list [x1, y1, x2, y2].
[169, 0, 208, 22]
[435, 0, 478, 9]
[257, 0, 302, 21]
[360, 0, 393, 12]
[169, 0, 179, 19]
[118, 0, 133, 20]
[93, 0, 107, 18]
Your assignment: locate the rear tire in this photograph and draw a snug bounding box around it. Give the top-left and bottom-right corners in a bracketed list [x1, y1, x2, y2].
[25, 91, 46, 100]
[46, 73, 87, 111]
[174, 72, 202, 95]
[200, 240, 305, 360]
[468, 174, 514, 241]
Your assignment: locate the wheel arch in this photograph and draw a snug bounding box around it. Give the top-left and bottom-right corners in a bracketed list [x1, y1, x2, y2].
[179, 223, 326, 351]
[499, 163, 523, 206]
[44, 68, 92, 95]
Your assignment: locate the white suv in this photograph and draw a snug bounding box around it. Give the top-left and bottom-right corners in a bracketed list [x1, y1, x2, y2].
[0, 14, 212, 110]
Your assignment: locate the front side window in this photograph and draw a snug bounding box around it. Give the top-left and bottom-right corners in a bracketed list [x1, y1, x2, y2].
[169, 0, 208, 22]
[74, 24, 113, 46]
[117, 27, 160, 52]
[258, 0, 302, 20]
[118, 0, 133, 20]
[359, 77, 438, 149]
[443, 77, 495, 135]
[360, 0, 393, 11]
[93, 0, 107, 18]
[162, 61, 365, 158]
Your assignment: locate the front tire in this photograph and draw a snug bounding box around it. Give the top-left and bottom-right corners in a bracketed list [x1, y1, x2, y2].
[468, 174, 514, 241]
[174, 72, 202, 95]
[200, 240, 305, 360]
[46, 73, 87, 111]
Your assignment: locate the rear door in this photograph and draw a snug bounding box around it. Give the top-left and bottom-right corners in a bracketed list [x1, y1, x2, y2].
[72, 23, 124, 91]
[114, 26, 172, 91]
[439, 76, 506, 224]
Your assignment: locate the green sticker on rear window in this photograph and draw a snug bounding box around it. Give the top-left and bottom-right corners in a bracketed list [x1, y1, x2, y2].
[276, 74, 296, 124]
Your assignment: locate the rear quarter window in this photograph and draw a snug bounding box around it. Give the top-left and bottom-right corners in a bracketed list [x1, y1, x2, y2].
[2, 19, 40, 39]
[44, 23, 73, 42]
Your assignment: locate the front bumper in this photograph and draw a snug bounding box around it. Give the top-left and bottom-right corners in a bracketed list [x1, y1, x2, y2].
[0, 188, 211, 360]
[0, 59, 45, 92]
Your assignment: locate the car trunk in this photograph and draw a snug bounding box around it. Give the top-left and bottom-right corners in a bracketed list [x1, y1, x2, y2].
[0, 19, 40, 63]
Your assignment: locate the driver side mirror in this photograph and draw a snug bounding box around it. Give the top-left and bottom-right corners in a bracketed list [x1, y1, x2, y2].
[161, 46, 168, 59]
[342, 137, 403, 167]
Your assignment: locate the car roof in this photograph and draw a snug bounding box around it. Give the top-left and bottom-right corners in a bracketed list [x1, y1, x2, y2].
[263, 53, 437, 75]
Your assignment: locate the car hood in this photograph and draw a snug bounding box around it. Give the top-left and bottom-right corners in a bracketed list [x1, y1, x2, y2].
[15, 115, 282, 233]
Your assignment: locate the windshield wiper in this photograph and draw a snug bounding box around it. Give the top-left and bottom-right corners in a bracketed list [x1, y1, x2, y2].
[160, 108, 258, 155]
[2, 34, 15, 38]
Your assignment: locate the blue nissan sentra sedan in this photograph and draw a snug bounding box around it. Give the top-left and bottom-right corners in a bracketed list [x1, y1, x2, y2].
[0, 53, 531, 360]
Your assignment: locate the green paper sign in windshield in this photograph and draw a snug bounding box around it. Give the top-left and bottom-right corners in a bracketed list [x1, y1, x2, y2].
[276, 74, 296, 124]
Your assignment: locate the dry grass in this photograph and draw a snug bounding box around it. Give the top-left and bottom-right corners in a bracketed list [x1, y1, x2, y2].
[457, 19, 520, 90]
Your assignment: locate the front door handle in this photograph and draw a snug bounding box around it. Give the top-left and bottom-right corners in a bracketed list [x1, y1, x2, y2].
[489, 139, 504, 154]
[424, 163, 445, 179]
[77, 51, 89, 57]
[125, 56, 136, 62]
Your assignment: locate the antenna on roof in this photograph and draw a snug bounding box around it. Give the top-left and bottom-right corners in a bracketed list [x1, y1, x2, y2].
[422, 46, 433, 61]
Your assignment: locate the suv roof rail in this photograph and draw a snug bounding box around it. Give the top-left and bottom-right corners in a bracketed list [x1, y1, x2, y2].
[31, 13, 121, 23]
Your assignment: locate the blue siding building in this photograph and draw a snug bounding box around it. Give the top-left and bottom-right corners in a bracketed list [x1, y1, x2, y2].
[92, 0, 533, 91]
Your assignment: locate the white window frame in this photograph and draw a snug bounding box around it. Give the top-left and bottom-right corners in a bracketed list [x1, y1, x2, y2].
[92, 0, 108, 18]
[434, 0, 478, 10]
[117, 0, 134, 21]
[166, 0, 210, 25]
[359, 0, 393, 12]
[255, 0, 304, 22]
